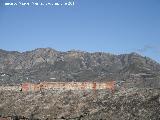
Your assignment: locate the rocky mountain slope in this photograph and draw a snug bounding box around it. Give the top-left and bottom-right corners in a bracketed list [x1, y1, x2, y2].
[0, 48, 160, 88]
[0, 88, 160, 120]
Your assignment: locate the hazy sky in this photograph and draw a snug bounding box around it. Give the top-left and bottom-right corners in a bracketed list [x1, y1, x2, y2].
[0, 0, 160, 62]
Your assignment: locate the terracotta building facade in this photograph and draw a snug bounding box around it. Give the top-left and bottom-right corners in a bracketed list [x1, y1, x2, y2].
[21, 81, 115, 92]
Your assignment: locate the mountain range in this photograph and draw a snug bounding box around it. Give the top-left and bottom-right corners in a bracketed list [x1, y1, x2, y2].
[0, 48, 160, 88]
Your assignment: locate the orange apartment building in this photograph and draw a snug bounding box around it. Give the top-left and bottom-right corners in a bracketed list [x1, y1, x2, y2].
[21, 81, 115, 92]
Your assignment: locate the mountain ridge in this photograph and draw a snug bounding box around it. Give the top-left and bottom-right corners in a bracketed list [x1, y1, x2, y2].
[0, 48, 160, 88]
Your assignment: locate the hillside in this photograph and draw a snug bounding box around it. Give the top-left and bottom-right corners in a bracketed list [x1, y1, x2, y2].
[0, 48, 160, 88]
[0, 88, 160, 120]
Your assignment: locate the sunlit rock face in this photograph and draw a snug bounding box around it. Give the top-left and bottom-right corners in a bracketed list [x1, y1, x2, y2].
[0, 48, 160, 88]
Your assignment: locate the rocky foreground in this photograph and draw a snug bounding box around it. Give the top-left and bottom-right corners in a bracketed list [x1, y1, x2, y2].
[0, 88, 160, 120]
